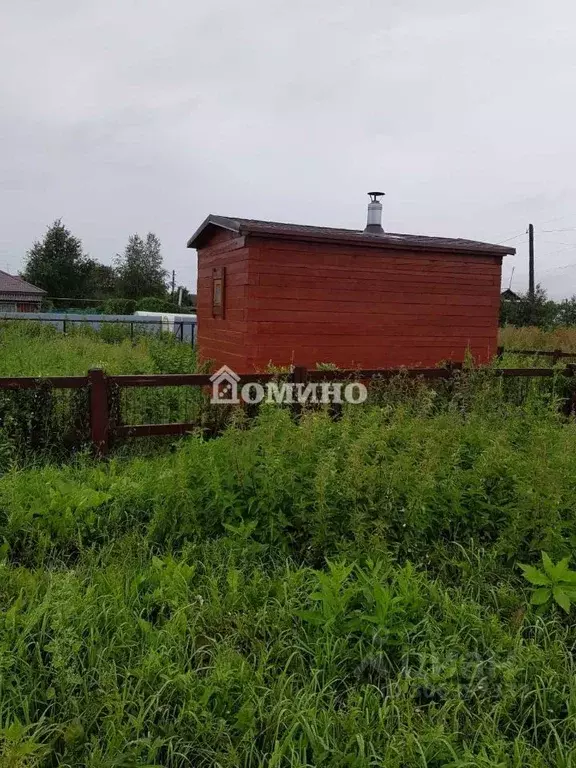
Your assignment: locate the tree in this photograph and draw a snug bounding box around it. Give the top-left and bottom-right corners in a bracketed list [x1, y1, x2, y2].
[500, 285, 558, 327]
[115, 233, 167, 300]
[82, 260, 117, 301]
[22, 220, 89, 299]
[556, 296, 576, 326]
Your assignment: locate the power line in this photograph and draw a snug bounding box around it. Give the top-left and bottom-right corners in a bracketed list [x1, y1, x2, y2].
[543, 244, 576, 258]
[542, 228, 576, 233]
[539, 261, 576, 276]
[540, 213, 576, 227]
[497, 232, 528, 244]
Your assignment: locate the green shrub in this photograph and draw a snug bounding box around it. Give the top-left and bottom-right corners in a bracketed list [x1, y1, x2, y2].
[133, 297, 196, 314]
[102, 298, 137, 315]
[519, 552, 576, 613]
[2, 400, 576, 567]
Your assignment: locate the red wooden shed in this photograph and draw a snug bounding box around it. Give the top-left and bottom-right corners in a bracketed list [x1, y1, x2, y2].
[188, 195, 514, 372]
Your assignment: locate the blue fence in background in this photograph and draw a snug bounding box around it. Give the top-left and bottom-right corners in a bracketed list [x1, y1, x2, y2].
[0, 312, 197, 344]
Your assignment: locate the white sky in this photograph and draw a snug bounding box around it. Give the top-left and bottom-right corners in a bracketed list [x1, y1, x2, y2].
[1, 0, 576, 297]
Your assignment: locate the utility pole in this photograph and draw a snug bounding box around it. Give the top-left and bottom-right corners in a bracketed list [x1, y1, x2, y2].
[528, 223, 535, 298]
[171, 270, 175, 299]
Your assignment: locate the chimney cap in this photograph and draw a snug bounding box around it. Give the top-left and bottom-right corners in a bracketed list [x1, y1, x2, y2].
[365, 191, 385, 234]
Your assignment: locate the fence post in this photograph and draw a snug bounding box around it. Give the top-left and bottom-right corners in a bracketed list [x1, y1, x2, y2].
[291, 365, 307, 419]
[553, 348, 562, 365]
[89, 368, 109, 457]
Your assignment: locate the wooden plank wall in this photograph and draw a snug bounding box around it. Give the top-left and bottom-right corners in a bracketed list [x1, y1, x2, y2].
[196, 232, 252, 370]
[243, 238, 503, 370]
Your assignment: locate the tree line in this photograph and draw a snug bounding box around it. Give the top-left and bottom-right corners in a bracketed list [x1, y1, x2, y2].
[501, 285, 576, 327]
[21, 220, 195, 313]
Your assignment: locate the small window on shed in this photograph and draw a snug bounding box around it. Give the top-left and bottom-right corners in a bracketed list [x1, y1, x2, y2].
[212, 267, 225, 318]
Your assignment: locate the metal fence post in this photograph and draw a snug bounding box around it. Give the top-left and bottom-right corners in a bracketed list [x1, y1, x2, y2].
[89, 368, 109, 457]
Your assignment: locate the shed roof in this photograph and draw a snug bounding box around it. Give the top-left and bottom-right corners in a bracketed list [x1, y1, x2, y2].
[0, 271, 46, 296]
[187, 214, 516, 256]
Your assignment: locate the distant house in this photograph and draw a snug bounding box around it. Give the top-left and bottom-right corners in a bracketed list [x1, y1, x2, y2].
[501, 288, 520, 301]
[0, 271, 46, 312]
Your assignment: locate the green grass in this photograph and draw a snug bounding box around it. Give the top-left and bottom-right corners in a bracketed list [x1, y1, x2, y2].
[500, 325, 576, 354]
[0, 321, 197, 377]
[2, 395, 576, 766]
[3, 540, 576, 767]
[2, 318, 574, 469]
[2, 326, 576, 765]
[0, 322, 202, 466]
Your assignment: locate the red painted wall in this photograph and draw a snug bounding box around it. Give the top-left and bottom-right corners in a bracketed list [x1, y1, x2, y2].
[196, 233, 503, 372]
[196, 232, 252, 370]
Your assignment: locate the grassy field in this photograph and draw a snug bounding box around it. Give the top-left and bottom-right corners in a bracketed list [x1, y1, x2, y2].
[1, 326, 576, 765]
[0, 323, 203, 466]
[0, 321, 198, 377]
[3, 321, 576, 378]
[500, 325, 576, 353]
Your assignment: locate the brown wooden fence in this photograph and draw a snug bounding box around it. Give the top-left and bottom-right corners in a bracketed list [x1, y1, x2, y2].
[498, 347, 576, 361]
[1, 361, 576, 457]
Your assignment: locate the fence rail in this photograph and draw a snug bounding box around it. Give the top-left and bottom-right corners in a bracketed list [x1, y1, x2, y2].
[498, 347, 576, 361]
[1, 360, 576, 457]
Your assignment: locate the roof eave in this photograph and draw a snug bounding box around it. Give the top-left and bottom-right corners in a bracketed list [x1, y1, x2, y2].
[186, 215, 242, 249]
[187, 216, 515, 256]
[247, 227, 515, 256]
[0, 288, 47, 296]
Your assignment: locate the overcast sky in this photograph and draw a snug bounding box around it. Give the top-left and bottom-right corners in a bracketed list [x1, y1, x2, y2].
[2, 0, 576, 298]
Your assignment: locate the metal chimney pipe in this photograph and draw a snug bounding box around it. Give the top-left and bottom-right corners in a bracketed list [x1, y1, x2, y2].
[364, 191, 385, 234]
